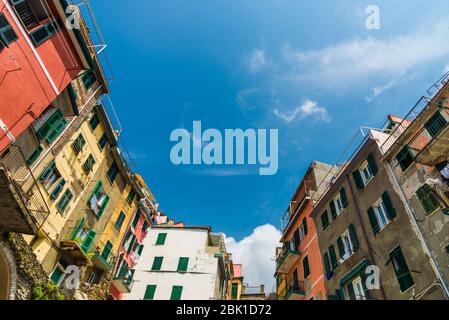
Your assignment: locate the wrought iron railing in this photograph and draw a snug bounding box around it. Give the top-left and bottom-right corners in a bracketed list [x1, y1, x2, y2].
[0, 145, 50, 229]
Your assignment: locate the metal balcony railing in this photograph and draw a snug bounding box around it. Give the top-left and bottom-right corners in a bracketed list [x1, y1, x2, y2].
[0, 145, 50, 233]
[287, 280, 305, 295]
[242, 285, 265, 295]
[281, 180, 316, 231]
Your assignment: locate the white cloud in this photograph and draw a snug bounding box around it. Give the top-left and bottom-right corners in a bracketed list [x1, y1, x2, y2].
[365, 74, 416, 102]
[249, 50, 267, 73]
[274, 99, 331, 123]
[281, 19, 449, 89]
[225, 224, 282, 293]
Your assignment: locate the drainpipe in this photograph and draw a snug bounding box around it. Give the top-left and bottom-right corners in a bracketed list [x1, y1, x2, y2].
[385, 160, 449, 299]
[345, 174, 387, 300]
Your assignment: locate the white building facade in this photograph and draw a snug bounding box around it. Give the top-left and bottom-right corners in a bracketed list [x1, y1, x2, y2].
[123, 226, 229, 300]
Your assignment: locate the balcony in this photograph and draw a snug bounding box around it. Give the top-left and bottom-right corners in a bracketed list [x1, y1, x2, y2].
[59, 239, 92, 267]
[275, 248, 301, 275]
[111, 263, 135, 293]
[286, 281, 306, 300]
[89, 247, 117, 272]
[0, 145, 50, 234]
[281, 180, 316, 232]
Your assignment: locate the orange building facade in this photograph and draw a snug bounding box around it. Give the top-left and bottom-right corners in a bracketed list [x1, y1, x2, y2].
[275, 161, 335, 300]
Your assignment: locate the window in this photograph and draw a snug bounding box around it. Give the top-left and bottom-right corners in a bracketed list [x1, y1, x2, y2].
[107, 162, 119, 183]
[151, 257, 163, 271]
[11, 0, 48, 30]
[231, 283, 238, 300]
[88, 181, 110, 218]
[142, 220, 149, 234]
[144, 285, 156, 300]
[72, 134, 86, 155]
[321, 210, 330, 230]
[35, 108, 67, 144]
[50, 178, 66, 201]
[29, 19, 60, 46]
[170, 286, 183, 300]
[82, 71, 97, 90]
[416, 185, 440, 214]
[323, 252, 331, 275]
[177, 257, 189, 272]
[390, 247, 414, 292]
[72, 222, 96, 254]
[86, 271, 96, 285]
[101, 241, 113, 261]
[39, 161, 61, 191]
[26, 146, 43, 166]
[425, 111, 447, 138]
[337, 225, 359, 262]
[303, 256, 310, 278]
[156, 233, 167, 245]
[127, 188, 137, 204]
[396, 146, 414, 172]
[50, 263, 65, 286]
[89, 114, 100, 131]
[330, 188, 347, 219]
[0, 13, 18, 49]
[348, 277, 366, 300]
[328, 245, 338, 270]
[132, 210, 141, 229]
[115, 211, 126, 230]
[83, 154, 96, 174]
[367, 192, 396, 234]
[98, 134, 107, 150]
[353, 154, 378, 190]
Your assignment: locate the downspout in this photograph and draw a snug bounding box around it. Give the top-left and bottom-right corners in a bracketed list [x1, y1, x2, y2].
[385, 160, 449, 299]
[345, 174, 387, 300]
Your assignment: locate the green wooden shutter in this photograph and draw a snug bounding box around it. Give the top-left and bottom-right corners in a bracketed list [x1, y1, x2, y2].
[88, 181, 103, 205]
[349, 224, 359, 251]
[156, 233, 167, 245]
[352, 170, 364, 190]
[303, 218, 308, 236]
[170, 286, 183, 300]
[340, 188, 348, 208]
[390, 247, 414, 292]
[323, 252, 331, 274]
[396, 146, 414, 172]
[330, 201, 337, 219]
[416, 185, 439, 214]
[303, 256, 310, 278]
[382, 191, 397, 219]
[152, 257, 163, 271]
[97, 195, 110, 218]
[321, 211, 329, 230]
[337, 237, 345, 259]
[425, 111, 447, 138]
[177, 257, 189, 272]
[137, 245, 144, 256]
[144, 285, 156, 300]
[231, 283, 238, 299]
[367, 154, 378, 176]
[329, 245, 338, 270]
[50, 267, 64, 285]
[347, 283, 356, 300]
[101, 241, 113, 260]
[81, 230, 96, 253]
[367, 207, 380, 235]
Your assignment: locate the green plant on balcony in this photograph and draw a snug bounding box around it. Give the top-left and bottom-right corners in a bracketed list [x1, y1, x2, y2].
[32, 281, 65, 300]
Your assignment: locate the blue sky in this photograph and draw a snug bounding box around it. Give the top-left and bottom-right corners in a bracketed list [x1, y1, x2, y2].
[91, 1, 449, 288]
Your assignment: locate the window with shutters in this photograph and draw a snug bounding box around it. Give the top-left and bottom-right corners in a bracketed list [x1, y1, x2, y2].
[151, 257, 163, 271]
[107, 162, 119, 183]
[353, 154, 378, 189]
[339, 229, 354, 261]
[34, 108, 67, 144]
[390, 246, 414, 292]
[57, 189, 73, 214]
[114, 211, 126, 230]
[72, 134, 86, 155]
[101, 241, 113, 261]
[170, 286, 183, 300]
[88, 181, 109, 218]
[331, 188, 347, 218]
[0, 13, 18, 49]
[10, 0, 49, 30]
[26, 146, 43, 166]
[396, 146, 414, 172]
[231, 283, 239, 300]
[303, 256, 310, 279]
[177, 257, 189, 272]
[72, 222, 96, 254]
[132, 210, 141, 229]
[323, 252, 331, 275]
[82, 71, 97, 90]
[83, 154, 96, 174]
[416, 185, 440, 214]
[98, 134, 107, 150]
[329, 245, 338, 270]
[39, 161, 61, 191]
[29, 19, 60, 46]
[144, 285, 156, 300]
[50, 263, 65, 287]
[156, 233, 167, 245]
[321, 210, 330, 230]
[349, 277, 366, 300]
[425, 111, 447, 138]
[89, 114, 100, 131]
[127, 188, 137, 204]
[50, 178, 66, 201]
[368, 192, 396, 235]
